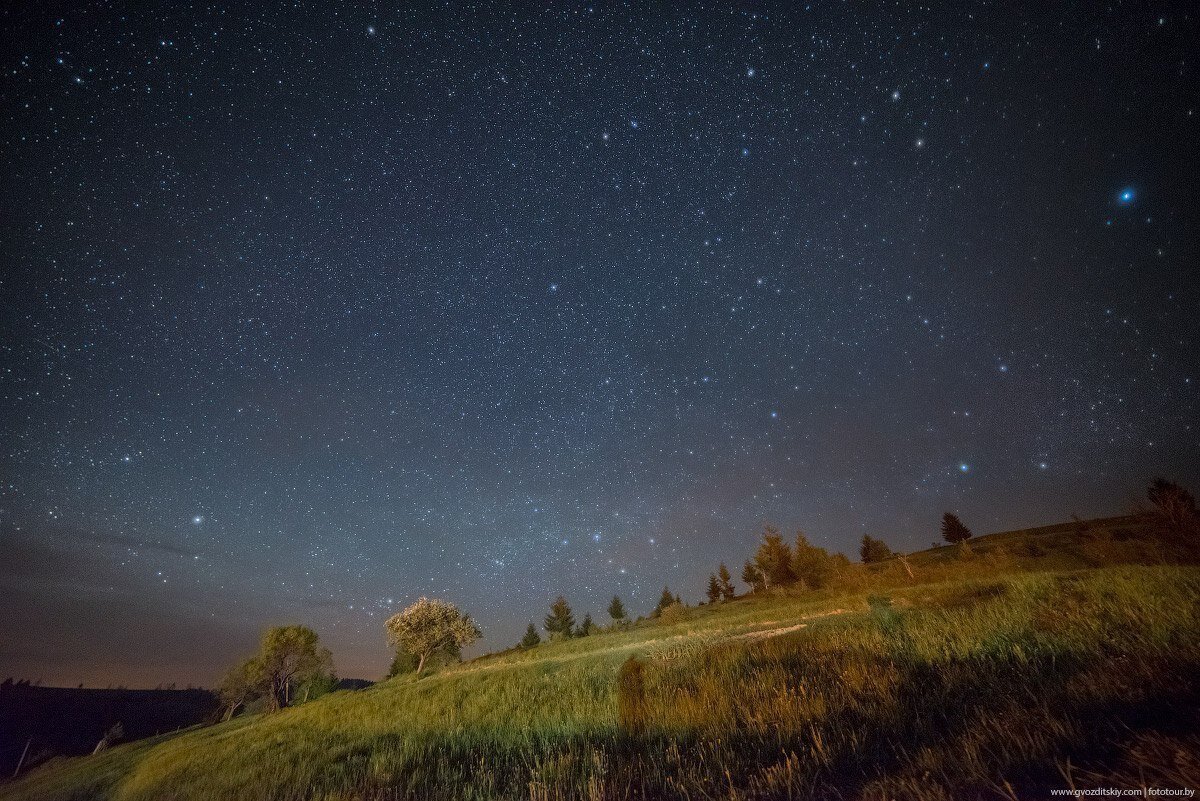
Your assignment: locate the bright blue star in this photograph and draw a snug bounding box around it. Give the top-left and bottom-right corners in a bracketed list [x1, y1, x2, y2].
[959, 463, 970, 473]
[1118, 187, 1134, 204]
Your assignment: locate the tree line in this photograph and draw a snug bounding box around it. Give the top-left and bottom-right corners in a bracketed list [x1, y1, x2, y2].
[217, 478, 1197, 721]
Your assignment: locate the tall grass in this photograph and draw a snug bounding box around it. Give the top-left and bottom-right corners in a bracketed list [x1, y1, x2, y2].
[4, 557, 1198, 799]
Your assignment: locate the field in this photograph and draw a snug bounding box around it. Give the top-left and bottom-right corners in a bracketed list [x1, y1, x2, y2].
[3, 517, 1198, 800]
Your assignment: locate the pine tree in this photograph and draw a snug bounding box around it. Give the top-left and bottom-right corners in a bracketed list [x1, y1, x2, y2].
[544, 596, 575, 638]
[941, 512, 973, 544]
[576, 613, 594, 637]
[520, 623, 541, 648]
[607, 595, 626, 622]
[706, 574, 722, 603]
[754, 525, 796, 587]
[653, 586, 675, 616]
[717, 563, 736, 600]
[860, 535, 894, 564]
[741, 560, 764, 592]
[791, 531, 834, 589]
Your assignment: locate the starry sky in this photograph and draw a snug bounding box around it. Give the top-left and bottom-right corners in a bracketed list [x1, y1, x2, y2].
[1, 2, 1197, 687]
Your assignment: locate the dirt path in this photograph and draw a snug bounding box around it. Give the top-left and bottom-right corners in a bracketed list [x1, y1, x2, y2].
[444, 607, 852, 677]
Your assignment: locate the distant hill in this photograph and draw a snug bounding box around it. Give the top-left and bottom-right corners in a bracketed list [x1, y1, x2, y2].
[0, 684, 217, 776]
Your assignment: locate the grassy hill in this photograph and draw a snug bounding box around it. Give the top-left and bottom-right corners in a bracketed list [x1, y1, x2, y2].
[3, 516, 1198, 800]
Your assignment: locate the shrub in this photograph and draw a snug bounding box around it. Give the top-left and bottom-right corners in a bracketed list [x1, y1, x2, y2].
[616, 656, 648, 734]
[659, 602, 688, 625]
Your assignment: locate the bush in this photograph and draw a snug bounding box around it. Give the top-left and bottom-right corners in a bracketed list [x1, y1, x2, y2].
[659, 602, 688, 625]
[616, 657, 648, 734]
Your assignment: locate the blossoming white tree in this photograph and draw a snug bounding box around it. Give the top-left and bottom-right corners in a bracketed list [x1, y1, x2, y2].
[384, 597, 481, 675]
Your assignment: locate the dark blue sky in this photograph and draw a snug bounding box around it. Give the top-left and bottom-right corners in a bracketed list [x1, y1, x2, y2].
[1, 2, 1197, 686]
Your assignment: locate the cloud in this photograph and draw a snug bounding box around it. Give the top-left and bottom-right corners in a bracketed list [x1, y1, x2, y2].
[0, 530, 256, 687]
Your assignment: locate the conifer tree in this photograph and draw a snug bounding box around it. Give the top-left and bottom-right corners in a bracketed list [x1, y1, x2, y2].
[754, 525, 796, 587]
[717, 563, 736, 600]
[607, 595, 626, 622]
[941, 512, 973, 544]
[706, 573, 722, 603]
[544, 596, 575, 638]
[653, 586, 675, 616]
[576, 613, 595, 637]
[520, 623, 541, 648]
[791, 531, 834, 589]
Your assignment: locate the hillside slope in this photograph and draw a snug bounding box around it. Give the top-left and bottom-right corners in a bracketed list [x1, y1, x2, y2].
[3, 519, 1198, 800]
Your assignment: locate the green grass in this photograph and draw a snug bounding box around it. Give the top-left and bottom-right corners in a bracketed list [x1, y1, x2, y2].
[4, 520, 1198, 800]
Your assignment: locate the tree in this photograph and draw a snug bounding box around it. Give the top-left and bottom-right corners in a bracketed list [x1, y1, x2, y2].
[218, 626, 334, 716]
[607, 595, 627, 623]
[941, 512, 973, 544]
[387, 648, 418, 678]
[576, 613, 595, 637]
[791, 531, 834, 589]
[520, 623, 541, 648]
[295, 671, 338, 704]
[717, 563, 736, 600]
[754, 525, 796, 588]
[860, 535, 894, 564]
[1147, 478, 1198, 535]
[217, 657, 262, 721]
[92, 722, 123, 755]
[257, 625, 334, 712]
[387, 642, 461, 678]
[706, 573, 722, 603]
[544, 596, 576, 638]
[653, 586, 676, 616]
[385, 598, 481, 676]
[741, 559, 765, 592]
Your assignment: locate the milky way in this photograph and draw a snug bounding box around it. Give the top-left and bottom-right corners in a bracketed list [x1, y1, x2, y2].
[1, 3, 1196, 686]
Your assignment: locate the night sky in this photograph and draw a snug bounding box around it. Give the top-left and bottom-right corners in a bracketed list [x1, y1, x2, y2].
[1, 2, 1197, 687]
